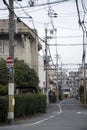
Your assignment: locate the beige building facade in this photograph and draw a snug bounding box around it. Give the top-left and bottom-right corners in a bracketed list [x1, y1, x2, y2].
[0, 19, 41, 73]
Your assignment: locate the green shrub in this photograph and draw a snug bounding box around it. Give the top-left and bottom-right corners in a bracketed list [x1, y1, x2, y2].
[0, 96, 8, 123]
[37, 94, 47, 113]
[0, 94, 46, 123]
[0, 85, 8, 96]
[14, 94, 46, 118]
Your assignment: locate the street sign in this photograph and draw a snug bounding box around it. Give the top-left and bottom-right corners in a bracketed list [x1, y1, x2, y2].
[6, 57, 13, 66]
[6, 57, 13, 68]
[6, 56, 13, 64]
[8, 67, 14, 75]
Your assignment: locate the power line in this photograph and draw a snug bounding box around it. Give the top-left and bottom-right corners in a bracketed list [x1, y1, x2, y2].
[57, 35, 83, 38]
[14, 0, 36, 29]
[1, 0, 70, 10]
[3, 0, 46, 44]
[12, 0, 71, 9]
[58, 61, 82, 66]
[31, 0, 70, 7]
[48, 43, 85, 46]
[81, 0, 87, 13]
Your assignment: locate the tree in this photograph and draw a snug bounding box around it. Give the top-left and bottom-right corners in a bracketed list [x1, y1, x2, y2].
[79, 85, 84, 103]
[0, 59, 8, 95]
[79, 85, 84, 96]
[14, 59, 39, 92]
[0, 59, 39, 95]
[0, 59, 8, 85]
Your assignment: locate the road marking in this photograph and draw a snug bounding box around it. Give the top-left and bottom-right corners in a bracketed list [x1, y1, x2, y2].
[77, 112, 87, 115]
[0, 104, 62, 129]
[58, 104, 62, 113]
[77, 112, 82, 114]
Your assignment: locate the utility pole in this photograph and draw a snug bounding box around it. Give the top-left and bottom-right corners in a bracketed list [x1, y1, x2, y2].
[73, 73, 77, 95]
[56, 45, 59, 102]
[75, 0, 86, 105]
[82, 30, 86, 105]
[60, 62, 63, 99]
[8, 0, 15, 124]
[54, 28, 59, 102]
[45, 28, 49, 103]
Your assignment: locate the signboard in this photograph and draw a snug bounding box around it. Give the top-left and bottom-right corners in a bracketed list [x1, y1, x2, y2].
[6, 57, 13, 64]
[8, 67, 14, 75]
[6, 57, 13, 67]
[8, 83, 14, 95]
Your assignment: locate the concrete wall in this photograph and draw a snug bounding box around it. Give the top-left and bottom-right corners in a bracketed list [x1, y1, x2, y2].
[38, 55, 45, 91]
[0, 19, 39, 74]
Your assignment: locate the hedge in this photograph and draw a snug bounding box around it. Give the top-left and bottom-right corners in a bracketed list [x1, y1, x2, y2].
[0, 96, 8, 123]
[0, 94, 47, 123]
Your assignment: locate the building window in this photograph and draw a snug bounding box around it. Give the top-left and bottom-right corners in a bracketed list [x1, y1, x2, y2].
[0, 40, 4, 54]
[4, 40, 9, 55]
[0, 40, 9, 55]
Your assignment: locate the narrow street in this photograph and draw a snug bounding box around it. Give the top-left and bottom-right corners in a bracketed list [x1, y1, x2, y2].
[0, 1, 87, 130]
[0, 98, 87, 130]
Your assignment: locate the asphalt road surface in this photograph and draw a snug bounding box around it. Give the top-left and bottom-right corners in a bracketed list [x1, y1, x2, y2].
[0, 98, 87, 130]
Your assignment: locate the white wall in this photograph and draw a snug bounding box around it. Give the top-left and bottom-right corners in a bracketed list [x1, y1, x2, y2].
[38, 55, 45, 90]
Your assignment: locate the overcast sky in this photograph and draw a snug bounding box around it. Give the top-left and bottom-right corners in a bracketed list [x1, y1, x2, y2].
[0, 0, 87, 72]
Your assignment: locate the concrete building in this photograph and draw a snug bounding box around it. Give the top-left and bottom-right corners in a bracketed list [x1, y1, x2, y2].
[38, 55, 46, 94]
[0, 19, 41, 73]
[78, 64, 87, 89]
